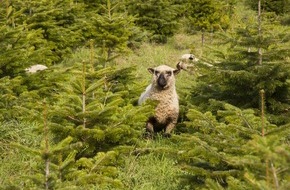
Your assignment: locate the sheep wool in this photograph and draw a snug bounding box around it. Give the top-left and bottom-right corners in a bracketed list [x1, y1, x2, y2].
[25, 64, 48, 73]
[138, 64, 180, 137]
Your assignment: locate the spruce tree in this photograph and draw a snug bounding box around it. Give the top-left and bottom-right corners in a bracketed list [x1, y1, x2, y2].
[174, 100, 290, 189]
[10, 101, 82, 189]
[8, 57, 155, 188]
[85, 0, 135, 67]
[22, 0, 86, 62]
[184, 0, 235, 33]
[0, 0, 53, 77]
[125, 0, 179, 43]
[44, 42, 154, 187]
[50, 59, 153, 156]
[191, 1, 290, 124]
[245, 0, 290, 15]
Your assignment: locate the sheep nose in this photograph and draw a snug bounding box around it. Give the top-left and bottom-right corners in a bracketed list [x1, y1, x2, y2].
[157, 74, 167, 88]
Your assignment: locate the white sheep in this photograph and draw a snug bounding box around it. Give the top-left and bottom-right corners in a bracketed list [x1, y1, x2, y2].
[25, 64, 48, 73]
[180, 53, 199, 62]
[138, 64, 183, 137]
[181, 53, 214, 68]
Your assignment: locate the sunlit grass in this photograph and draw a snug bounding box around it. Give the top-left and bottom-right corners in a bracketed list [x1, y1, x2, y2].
[0, 121, 41, 187]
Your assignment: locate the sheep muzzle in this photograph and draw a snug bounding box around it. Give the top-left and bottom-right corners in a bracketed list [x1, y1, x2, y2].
[157, 74, 167, 88]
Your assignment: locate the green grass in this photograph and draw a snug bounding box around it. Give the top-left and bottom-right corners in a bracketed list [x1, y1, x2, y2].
[118, 137, 186, 190]
[0, 121, 41, 188]
[119, 154, 181, 190]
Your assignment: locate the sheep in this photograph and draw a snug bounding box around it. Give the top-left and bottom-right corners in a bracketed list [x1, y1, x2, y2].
[178, 54, 200, 73]
[180, 53, 199, 62]
[181, 53, 214, 68]
[138, 63, 185, 138]
[25, 64, 48, 73]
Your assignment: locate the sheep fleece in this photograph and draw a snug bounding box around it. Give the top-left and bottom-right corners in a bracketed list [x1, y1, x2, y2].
[138, 65, 179, 135]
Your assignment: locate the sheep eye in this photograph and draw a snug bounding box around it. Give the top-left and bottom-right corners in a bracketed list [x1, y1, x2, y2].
[155, 71, 160, 76]
[166, 71, 172, 76]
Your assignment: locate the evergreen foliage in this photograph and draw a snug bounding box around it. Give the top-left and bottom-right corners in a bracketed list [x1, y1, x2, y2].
[50, 60, 153, 157]
[20, 0, 86, 62]
[245, 0, 290, 15]
[192, 4, 290, 124]
[8, 103, 82, 189]
[43, 46, 154, 188]
[1, 0, 290, 189]
[0, 1, 53, 77]
[184, 0, 235, 33]
[125, 0, 179, 43]
[88, 0, 136, 66]
[174, 100, 290, 189]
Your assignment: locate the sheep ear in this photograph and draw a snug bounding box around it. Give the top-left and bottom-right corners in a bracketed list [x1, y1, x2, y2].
[176, 62, 182, 70]
[148, 68, 154, 74]
[173, 69, 180, 75]
[174, 62, 182, 75]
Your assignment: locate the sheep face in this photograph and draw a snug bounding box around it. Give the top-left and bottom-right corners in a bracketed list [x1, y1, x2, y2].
[148, 65, 180, 90]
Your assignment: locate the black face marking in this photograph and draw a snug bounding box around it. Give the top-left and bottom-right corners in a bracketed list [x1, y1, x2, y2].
[166, 71, 172, 76]
[155, 70, 160, 76]
[157, 73, 167, 88]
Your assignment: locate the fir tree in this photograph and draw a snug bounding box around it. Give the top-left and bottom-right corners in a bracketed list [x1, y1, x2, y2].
[22, 0, 86, 62]
[85, 0, 135, 67]
[245, 0, 290, 15]
[0, 0, 53, 77]
[50, 59, 153, 157]
[9, 101, 82, 189]
[46, 43, 154, 187]
[191, 1, 290, 124]
[184, 0, 234, 33]
[175, 100, 290, 189]
[125, 0, 179, 43]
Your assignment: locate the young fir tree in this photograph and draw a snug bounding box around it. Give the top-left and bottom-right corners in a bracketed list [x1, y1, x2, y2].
[86, 0, 135, 67]
[0, 76, 25, 120]
[0, 0, 53, 77]
[45, 41, 154, 187]
[8, 101, 83, 190]
[245, 0, 290, 15]
[184, 0, 234, 33]
[21, 0, 86, 63]
[125, 0, 179, 43]
[174, 99, 290, 189]
[51, 58, 153, 153]
[191, 1, 290, 124]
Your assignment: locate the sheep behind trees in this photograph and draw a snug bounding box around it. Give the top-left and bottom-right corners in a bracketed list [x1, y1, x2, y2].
[180, 53, 199, 62]
[25, 64, 48, 73]
[138, 63, 185, 137]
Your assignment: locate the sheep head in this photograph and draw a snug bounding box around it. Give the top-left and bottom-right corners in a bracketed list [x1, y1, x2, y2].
[148, 65, 179, 90]
[181, 54, 199, 62]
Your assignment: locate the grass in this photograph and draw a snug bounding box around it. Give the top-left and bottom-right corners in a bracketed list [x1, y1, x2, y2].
[119, 154, 181, 190]
[118, 137, 186, 190]
[0, 121, 41, 188]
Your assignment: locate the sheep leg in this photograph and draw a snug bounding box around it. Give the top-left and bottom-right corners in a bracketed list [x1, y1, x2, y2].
[146, 121, 154, 133]
[144, 117, 155, 138]
[164, 122, 176, 138]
